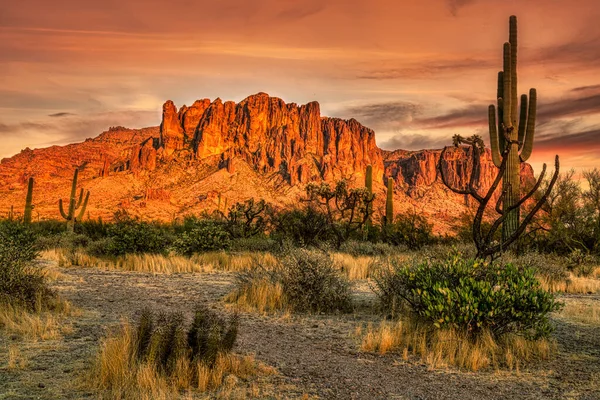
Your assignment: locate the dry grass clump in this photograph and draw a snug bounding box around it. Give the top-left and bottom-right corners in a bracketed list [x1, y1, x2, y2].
[7, 344, 28, 370]
[558, 302, 600, 325]
[0, 298, 75, 341]
[331, 253, 377, 280]
[359, 319, 555, 372]
[90, 309, 274, 399]
[108, 254, 201, 274]
[538, 273, 600, 294]
[225, 278, 288, 314]
[191, 251, 279, 272]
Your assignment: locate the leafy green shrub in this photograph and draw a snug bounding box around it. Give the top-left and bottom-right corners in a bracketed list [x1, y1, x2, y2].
[270, 207, 332, 247]
[383, 212, 434, 249]
[134, 306, 238, 370]
[0, 222, 55, 311]
[373, 254, 562, 339]
[278, 249, 353, 313]
[75, 218, 109, 241]
[106, 219, 172, 256]
[172, 220, 231, 256]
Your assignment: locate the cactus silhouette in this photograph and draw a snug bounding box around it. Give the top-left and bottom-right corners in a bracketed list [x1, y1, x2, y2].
[488, 15, 537, 241]
[59, 169, 90, 232]
[23, 177, 34, 225]
[385, 178, 394, 225]
[8, 205, 14, 221]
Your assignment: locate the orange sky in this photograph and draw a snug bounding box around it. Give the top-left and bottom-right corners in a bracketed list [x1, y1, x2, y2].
[1, 0, 599, 175]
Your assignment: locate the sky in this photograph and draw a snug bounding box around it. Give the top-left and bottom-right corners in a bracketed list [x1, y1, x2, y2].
[1, 0, 599, 176]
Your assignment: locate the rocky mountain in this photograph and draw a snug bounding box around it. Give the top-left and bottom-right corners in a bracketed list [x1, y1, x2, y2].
[0, 93, 534, 233]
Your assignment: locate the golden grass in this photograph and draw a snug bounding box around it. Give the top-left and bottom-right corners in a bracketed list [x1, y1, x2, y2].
[538, 273, 600, 294]
[359, 320, 555, 372]
[224, 279, 289, 315]
[49, 248, 280, 275]
[89, 321, 276, 399]
[7, 344, 28, 370]
[0, 299, 76, 341]
[559, 302, 600, 325]
[331, 253, 376, 280]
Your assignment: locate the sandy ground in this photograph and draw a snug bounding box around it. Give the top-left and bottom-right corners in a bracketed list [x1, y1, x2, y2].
[1, 263, 600, 400]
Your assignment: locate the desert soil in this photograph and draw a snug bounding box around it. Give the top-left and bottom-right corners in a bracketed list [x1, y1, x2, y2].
[1, 262, 599, 400]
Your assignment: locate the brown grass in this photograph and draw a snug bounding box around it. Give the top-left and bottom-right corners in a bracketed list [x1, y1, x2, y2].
[359, 320, 555, 372]
[331, 253, 376, 280]
[538, 273, 600, 294]
[48, 248, 280, 275]
[89, 321, 276, 399]
[224, 278, 289, 315]
[0, 298, 76, 341]
[559, 301, 600, 325]
[7, 344, 28, 370]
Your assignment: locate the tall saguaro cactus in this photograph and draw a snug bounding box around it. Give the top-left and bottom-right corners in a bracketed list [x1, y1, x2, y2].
[385, 178, 394, 225]
[488, 15, 537, 241]
[59, 169, 90, 232]
[23, 177, 34, 225]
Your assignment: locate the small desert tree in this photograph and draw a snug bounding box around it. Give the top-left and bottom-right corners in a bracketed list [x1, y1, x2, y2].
[305, 180, 374, 248]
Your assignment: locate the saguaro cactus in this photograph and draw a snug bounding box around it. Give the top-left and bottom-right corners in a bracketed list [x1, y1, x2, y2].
[23, 177, 34, 225]
[59, 169, 90, 232]
[488, 15, 537, 241]
[8, 205, 14, 221]
[385, 178, 394, 225]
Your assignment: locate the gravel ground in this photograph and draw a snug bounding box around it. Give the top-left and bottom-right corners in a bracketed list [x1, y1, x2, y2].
[1, 265, 599, 399]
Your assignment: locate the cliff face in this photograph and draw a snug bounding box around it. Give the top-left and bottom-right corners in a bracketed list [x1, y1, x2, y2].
[156, 92, 383, 185]
[0, 92, 535, 231]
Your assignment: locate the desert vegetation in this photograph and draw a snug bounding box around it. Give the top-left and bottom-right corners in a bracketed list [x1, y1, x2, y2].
[2, 14, 600, 400]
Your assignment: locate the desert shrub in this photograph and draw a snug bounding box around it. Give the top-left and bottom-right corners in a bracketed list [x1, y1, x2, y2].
[172, 220, 231, 256]
[373, 254, 562, 339]
[187, 305, 238, 366]
[75, 218, 109, 241]
[105, 219, 172, 256]
[499, 251, 569, 286]
[383, 212, 434, 249]
[270, 207, 332, 247]
[225, 199, 271, 238]
[230, 249, 353, 313]
[229, 236, 278, 253]
[339, 240, 398, 257]
[0, 222, 55, 311]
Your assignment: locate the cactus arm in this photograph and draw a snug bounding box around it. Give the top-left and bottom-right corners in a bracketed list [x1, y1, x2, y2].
[59, 199, 70, 220]
[385, 178, 394, 225]
[520, 88, 537, 162]
[488, 105, 502, 168]
[70, 169, 79, 200]
[76, 188, 84, 208]
[517, 94, 528, 148]
[496, 72, 506, 152]
[76, 191, 90, 222]
[502, 43, 512, 130]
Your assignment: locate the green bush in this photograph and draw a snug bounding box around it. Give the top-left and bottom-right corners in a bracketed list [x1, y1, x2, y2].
[383, 212, 434, 249]
[278, 249, 353, 313]
[106, 219, 172, 256]
[172, 220, 231, 256]
[373, 254, 562, 339]
[0, 221, 55, 311]
[270, 207, 332, 247]
[229, 236, 278, 253]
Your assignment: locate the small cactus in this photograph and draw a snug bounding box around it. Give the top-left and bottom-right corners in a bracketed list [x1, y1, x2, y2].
[8, 205, 14, 221]
[365, 165, 373, 224]
[386, 177, 394, 225]
[59, 169, 90, 232]
[23, 177, 34, 225]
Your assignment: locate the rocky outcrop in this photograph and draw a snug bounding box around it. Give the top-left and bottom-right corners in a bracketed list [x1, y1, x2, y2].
[159, 101, 185, 156]
[159, 92, 384, 184]
[383, 148, 534, 198]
